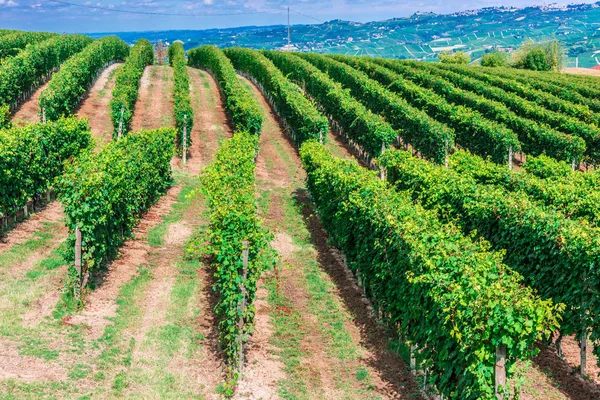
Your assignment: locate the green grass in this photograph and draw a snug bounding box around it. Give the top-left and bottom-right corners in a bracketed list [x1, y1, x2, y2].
[147, 173, 199, 248]
[1, 380, 76, 399]
[68, 363, 93, 380]
[0, 221, 58, 270]
[265, 274, 311, 400]
[112, 370, 129, 395]
[0, 240, 73, 360]
[96, 266, 152, 369]
[149, 256, 205, 359]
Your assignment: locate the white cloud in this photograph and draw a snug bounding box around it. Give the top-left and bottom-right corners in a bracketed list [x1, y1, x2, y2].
[0, 0, 18, 7]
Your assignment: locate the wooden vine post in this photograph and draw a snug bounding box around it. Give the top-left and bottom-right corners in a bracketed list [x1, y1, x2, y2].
[556, 332, 564, 359]
[379, 142, 386, 181]
[117, 106, 124, 141]
[410, 344, 417, 375]
[237, 240, 249, 375]
[75, 226, 83, 285]
[580, 270, 588, 377]
[444, 138, 449, 169]
[581, 329, 587, 376]
[42, 107, 46, 124]
[183, 114, 187, 165]
[508, 146, 513, 170]
[495, 344, 507, 399]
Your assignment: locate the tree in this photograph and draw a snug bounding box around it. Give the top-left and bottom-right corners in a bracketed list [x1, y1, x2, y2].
[481, 49, 509, 67]
[545, 39, 564, 71]
[438, 50, 470, 64]
[511, 39, 564, 71]
[522, 47, 550, 71]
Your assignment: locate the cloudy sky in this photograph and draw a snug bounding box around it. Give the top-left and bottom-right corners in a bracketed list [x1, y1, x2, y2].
[1, 0, 598, 33]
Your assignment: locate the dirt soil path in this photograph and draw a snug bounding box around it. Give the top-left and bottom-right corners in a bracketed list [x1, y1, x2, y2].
[76, 62, 121, 146]
[11, 82, 50, 125]
[131, 65, 174, 131]
[0, 202, 63, 252]
[236, 75, 422, 400]
[180, 67, 233, 174]
[563, 68, 600, 77]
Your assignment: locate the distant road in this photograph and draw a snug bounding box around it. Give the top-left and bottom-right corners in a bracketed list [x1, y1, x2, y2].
[563, 67, 600, 76]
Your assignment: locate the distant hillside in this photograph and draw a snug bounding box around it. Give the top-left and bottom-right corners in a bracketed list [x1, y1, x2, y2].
[90, 2, 600, 67]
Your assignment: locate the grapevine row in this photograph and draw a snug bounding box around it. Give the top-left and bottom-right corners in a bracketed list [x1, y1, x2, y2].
[436, 62, 600, 126]
[0, 34, 93, 114]
[57, 127, 175, 274]
[263, 50, 396, 158]
[223, 47, 329, 144]
[200, 131, 274, 378]
[188, 46, 263, 135]
[0, 117, 91, 216]
[401, 60, 600, 163]
[335, 55, 521, 163]
[0, 31, 56, 60]
[379, 149, 600, 363]
[168, 42, 194, 151]
[505, 67, 600, 100]
[300, 140, 557, 399]
[40, 36, 129, 121]
[362, 58, 586, 163]
[478, 66, 600, 114]
[109, 39, 154, 139]
[298, 52, 453, 164]
[449, 150, 600, 225]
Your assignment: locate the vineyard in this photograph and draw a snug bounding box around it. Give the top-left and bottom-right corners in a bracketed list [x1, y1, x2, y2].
[1, 29, 600, 400]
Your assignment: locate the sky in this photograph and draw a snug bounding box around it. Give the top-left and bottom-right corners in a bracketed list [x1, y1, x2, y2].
[0, 0, 598, 33]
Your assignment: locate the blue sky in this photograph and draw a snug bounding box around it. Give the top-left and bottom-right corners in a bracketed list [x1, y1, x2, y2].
[1, 0, 598, 33]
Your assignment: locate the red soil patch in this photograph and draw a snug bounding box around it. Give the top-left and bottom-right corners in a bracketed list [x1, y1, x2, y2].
[131, 65, 174, 132]
[76, 63, 121, 146]
[11, 82, 50, 125]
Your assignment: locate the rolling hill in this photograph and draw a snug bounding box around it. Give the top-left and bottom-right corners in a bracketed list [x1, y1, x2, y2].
[90, 2, 600, 67]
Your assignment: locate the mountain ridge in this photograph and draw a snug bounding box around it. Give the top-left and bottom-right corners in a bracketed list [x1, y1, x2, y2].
[89, 1, 600, 67]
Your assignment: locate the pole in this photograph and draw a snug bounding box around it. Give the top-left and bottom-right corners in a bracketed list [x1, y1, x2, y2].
[508, 146, 513, 170]
[75, 226, 82, 283]
[380, 142, 385, 180]
[287, 7, 291, 47]
[117, 107, 124, 141]
[581, 329, 587, 376]
[410, 344, 417, 375]
[445, 138, 449, 169]
[495, 345, 507, 399]
[238, 240, 250, 374]
[183, 115, 187, 165]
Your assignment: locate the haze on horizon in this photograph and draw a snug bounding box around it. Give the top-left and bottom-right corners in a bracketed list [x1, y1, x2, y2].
[1, 0, 598, 33]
